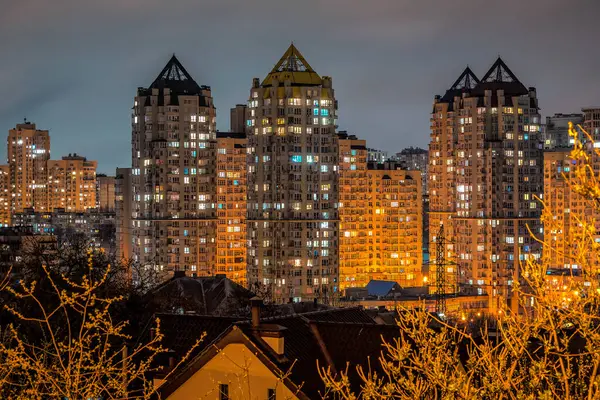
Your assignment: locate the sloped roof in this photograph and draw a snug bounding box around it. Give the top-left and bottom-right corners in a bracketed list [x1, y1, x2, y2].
[436, 59, 534, 112]
[313, 322, 402, 393]
[261, 44, 322, 87]
[439, 66, 480, 105]
[234, 308, 376, 398]
[153, 313, 240, 360]
[471, 57, 529, 97]
[366, 280, 401, 297]
[146, 275, 254, 316]
[149, 55, 202, 95]
[298, 306, 376, 323]
[154, 306, 377, 399]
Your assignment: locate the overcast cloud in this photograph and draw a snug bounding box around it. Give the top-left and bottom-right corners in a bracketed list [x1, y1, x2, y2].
[0, 0, 598, 173]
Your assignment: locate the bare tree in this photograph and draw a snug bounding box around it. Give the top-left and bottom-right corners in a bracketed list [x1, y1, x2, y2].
[0, 258, 199, 399]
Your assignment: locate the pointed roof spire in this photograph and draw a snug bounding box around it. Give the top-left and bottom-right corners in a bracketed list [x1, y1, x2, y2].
[271, 43, 316, 73]
[481, 57, 520, 83]
[261, 44, 322, 87]
[149, 55, 201, 94]
[473, 56, 529, 96]
[449, 66, 480, 90]
[438, 66, 480, 106]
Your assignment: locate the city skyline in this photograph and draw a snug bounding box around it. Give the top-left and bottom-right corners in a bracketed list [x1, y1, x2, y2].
[1, 0, 599, 174]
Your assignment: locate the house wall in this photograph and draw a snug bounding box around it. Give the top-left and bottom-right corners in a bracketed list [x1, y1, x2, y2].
[167, 343, 299, 400]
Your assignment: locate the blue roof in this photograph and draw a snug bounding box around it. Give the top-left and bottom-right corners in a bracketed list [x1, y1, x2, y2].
[366, 280, 399, 297]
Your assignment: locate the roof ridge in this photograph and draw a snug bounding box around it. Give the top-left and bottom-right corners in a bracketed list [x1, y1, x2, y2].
[154, 312, 242, 320]
[311, 320, 399, 327]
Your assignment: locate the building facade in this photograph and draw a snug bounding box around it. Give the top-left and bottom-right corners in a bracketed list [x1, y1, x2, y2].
[583, 107, 600, 141]
[395, 146, 428, 192]
[338, 133, 370, 290]
[367, 163, 423, 287]
[115, 167, 132, 260]
[131, 55, 217, 275]
[338, 134, 423, 291]
[544, 113, 583, 149]
[13, 209, 116, 253]
[367, 148, 388, 164]
[97, 174, 116, 212]
[246, 44, 339, 302]
[215, 132, 247, 285]
[430, 59, 543, 312]
[8, 122, 50, 213]
[230, 105, 247, 133]
[543, 149, 586, 270]
[0, 166, 10, 227]
[47, 154, 97, 212]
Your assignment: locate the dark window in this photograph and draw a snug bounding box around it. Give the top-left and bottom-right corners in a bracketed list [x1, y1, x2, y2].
[268, 388, 276, 400]
[219, 384, 229, 400]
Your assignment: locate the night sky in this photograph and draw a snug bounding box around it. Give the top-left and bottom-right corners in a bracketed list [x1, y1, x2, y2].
[1, 0, 599, 174]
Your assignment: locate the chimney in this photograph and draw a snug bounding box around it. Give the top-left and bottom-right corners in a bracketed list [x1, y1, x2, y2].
[250, 297, 286, 355]
[251, 296, 262, 328]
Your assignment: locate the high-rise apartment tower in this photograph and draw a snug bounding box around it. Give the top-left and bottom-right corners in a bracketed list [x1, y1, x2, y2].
[8, 122, 50, 213]
[246, 44, 339, 302]
[131, 56, 217, 275]
[429, 59, 543, 312]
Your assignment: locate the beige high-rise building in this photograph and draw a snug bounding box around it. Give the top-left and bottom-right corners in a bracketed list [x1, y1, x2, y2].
[8, 122, 50, 213]
[429, 68, 471, 276]
[339, 132, 423, 290]
[97, 175, 116, 212]
[543, 149, 588, 270]
[338, 133, 369, 290]
[0, 165, 10, 226]
[47, 154, 97, 212]
[368, 164, 423, 287]
[247, 44, 339, 302]
[430, 59, 543, 312]
[540, 109, 600, 274]
[216, 132, 247, 285]
[131, 55, 217, 275]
